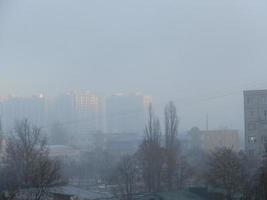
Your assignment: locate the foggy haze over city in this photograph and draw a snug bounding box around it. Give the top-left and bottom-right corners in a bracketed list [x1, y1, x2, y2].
[2, 1, 267, 200]
[1, 0, 267, 131]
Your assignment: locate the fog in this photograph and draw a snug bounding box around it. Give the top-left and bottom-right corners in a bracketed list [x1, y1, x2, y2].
[1, 1, 267, 199]
[1, 0, 267, 130]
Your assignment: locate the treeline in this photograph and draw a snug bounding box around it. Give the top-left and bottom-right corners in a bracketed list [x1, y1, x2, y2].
[110, 102, 191, 199]
[110, 102, 267, 200]
[1, 103, 267, 200]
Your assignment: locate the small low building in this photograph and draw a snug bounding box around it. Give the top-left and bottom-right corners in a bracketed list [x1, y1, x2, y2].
[185, 128, 241, 153]
[202, 129, 241, 152]
[49, 186, 113, 200]
[137, 187, 224, 200]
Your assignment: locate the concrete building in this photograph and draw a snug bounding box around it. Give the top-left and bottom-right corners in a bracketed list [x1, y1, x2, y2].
[105, 93, 152, 134]
[185, 127, 241, 152]
[50, 92, 103, 133]
[48, 93, 75, 126]
[202, 129, 241, 152]
[72, 92, 103, 133]
[48, 92, 103, 149]
[48, 186, 112, 200]
[244, 90, 267, 157]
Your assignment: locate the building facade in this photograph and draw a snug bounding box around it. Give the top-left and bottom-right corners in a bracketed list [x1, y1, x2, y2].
[202, 129, 241, 152]
[244, 90, 267, 157]
[105, 93, 152, 134]
[49, 92, 103, 147]
[50, 92, 103, 132]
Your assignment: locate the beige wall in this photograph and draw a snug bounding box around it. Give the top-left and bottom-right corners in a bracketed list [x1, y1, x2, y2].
[202, 129, 241, 152]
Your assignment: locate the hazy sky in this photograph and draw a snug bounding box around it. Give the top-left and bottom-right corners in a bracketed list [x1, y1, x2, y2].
[1, 0, 267, 131]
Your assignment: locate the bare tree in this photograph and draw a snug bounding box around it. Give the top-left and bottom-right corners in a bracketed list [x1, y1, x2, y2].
[164, 101, 179, 190]
[242, 144, 267, 200]
[255, 143, 267, 199]
[138, 104, 164, 192]
[111, 155, 138, 200]
[252, 161, 267, 200]
[1, 119, 64, 200]
[206, 147, 243, 200]
[176, 155, 192, 190]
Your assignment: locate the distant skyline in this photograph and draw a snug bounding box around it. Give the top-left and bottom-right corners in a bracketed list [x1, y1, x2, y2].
[0, 89, 253, 132]
[1, 0, 267, 131]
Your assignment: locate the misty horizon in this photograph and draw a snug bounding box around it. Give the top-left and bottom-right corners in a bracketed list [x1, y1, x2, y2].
[1, 1, 267, 199]
[1, 0, 267, 132]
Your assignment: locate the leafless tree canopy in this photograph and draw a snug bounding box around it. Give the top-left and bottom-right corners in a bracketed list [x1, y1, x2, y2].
[1, 120, 64, 200]
[111, 155, 138, 200]
[206, 147, 244, 200]
[139, 104, 164, 192]
[242, 157, 267, 200]
[164, 101, 179, 191]
[164, 101, 178, 149]
[135, 102, 190, 193]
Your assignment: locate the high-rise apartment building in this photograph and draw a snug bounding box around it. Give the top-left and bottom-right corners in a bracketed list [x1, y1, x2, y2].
[244, 90, 267, 157]
[72, 92, 103, 133]
[50, 92, 103, 135]
[105, 93, 152, 134]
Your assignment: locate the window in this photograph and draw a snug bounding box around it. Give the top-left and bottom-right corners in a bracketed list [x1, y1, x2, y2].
[249, 110, 255, 118]
[262, 96, 267, 104]
[261, 136, 267, 142]
[248, 123, 256, 131]
[247, 97, 254, 105]
[259, 109, 267, 121]
[247, 109, 257, 119]
[248, 136, 256, 143]
[248, 149, 255, 156]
